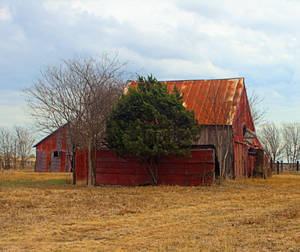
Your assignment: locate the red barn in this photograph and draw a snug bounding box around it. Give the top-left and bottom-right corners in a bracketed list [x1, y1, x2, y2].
[34, 125, 73, 172]
[75, 78, 268, 186]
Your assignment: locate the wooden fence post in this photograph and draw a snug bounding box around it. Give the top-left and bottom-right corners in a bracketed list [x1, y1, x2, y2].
[277, 161, 280, 174]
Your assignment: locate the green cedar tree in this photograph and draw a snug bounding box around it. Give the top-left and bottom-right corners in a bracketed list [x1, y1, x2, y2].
[106, 75, 200, 184]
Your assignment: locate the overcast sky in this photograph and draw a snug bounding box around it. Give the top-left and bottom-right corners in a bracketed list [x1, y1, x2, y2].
[1, 0, 300, 130]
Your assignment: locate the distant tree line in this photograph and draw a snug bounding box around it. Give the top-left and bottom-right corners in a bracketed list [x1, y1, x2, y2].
[0, 127, 35, 170]
[258, 122, 300, 168]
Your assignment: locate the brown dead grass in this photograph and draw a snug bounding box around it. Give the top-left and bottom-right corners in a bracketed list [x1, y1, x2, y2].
[0, 171, 299, 252]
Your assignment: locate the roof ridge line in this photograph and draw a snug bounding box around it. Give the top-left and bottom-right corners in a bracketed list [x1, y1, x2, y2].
[160, 77, 244, 82]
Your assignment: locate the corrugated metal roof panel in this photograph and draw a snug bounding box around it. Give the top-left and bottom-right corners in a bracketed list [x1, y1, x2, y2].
[128, 78, 244, 125]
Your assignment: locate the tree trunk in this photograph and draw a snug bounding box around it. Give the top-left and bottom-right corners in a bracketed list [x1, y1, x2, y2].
[145, 158, 158, 185]
[20, 157, 26, 169]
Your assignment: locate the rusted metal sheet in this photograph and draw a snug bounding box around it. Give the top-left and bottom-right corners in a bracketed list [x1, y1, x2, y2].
[34, 125, 72, 172]
[127, 78, 244, 125]
[75, 149, 215, 186]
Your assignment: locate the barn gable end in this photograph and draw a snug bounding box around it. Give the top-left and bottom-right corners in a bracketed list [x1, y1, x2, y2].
[34, 125, 72, 173]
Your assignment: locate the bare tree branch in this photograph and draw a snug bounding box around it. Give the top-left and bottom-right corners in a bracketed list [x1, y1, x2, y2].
[14, 127, 35, 169]
[248, 90, 267, 127]
[257, 122, 284, 162]
[25, 53, 127, 185]
[281, 123, 300, 167]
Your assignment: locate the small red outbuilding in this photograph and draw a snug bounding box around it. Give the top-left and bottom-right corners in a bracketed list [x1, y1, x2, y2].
[34, 125, 72, 172]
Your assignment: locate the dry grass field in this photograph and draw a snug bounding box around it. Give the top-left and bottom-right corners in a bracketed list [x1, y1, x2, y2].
[0, 170, 299, 252]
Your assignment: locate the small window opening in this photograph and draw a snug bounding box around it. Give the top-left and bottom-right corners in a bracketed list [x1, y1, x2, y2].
[53, 151, 59, 157]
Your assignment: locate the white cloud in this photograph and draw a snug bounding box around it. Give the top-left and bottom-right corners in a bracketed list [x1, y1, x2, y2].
[0, 6, 11, 21]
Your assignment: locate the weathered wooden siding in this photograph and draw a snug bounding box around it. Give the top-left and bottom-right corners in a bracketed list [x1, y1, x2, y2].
[35, 151, 47, 172]
[75, 149, 88, 185]
[35, 126, 72, 172]
[196, 126, 234, 177]
[75, 149, 215, 186]
[94, 150, 149, 185]
[158, 149, 215, 185]
[232, 87, 264, 177]
[233, 142, 251, 177]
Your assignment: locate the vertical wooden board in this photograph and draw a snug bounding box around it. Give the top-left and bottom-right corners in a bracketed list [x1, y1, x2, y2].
[244, 145, 249, 177]
[79, 149, 215, 186]
[46, 151, 50, 172]
[50, 155, 61, 172]
[35, 151, 47, 172]
[249, 155, 254, 177]
[95, 150, 149, 185]
[60, 152, 66, 172]
[75, 150, 87, 185]
[234, 143, 248, 177]
[158, 149, 215, 186]
[233, 142, 238, 177]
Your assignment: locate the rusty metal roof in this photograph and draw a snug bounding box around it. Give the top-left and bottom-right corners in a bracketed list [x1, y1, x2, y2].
[127, 78, 245, 125]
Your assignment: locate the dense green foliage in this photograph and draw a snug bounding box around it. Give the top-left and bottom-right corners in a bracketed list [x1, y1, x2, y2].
[106, 75, 200, 183]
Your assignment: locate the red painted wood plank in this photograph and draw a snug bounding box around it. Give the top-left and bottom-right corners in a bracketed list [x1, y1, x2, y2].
[76, 149, 215, 186]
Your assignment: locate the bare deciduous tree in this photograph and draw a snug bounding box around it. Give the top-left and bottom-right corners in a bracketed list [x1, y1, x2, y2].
[25, 54, 127, 185]
[0, 128, 16, 170]
[0, 127, 35, 170]
[281, 123, 300, 167]
[258, 122, 284, 162]
[248, 90, 267, 127]
[14, 127, 35, 169]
